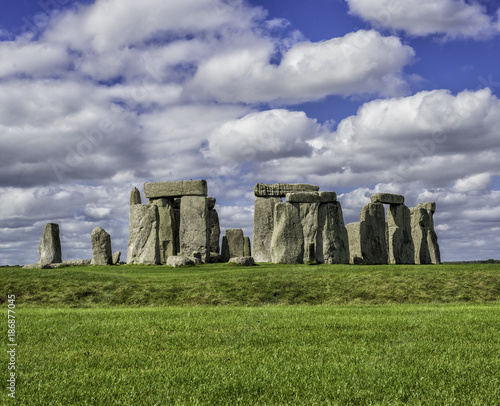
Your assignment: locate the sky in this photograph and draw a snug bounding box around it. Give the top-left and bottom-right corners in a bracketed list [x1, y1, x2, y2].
[1, 0, 500, 265]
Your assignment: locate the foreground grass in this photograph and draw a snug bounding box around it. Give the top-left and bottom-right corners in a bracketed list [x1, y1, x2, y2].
[4, 304, 500, 405]
[1, 263, 499, 306]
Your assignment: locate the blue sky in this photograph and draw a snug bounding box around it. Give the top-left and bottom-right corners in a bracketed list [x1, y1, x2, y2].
[1, 0, 500, 264]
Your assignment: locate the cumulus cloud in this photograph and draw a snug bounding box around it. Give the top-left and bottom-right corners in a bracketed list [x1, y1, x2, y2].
[205, 109, 319, 164]
[347, 0, 499, 39]
[189, 30, 415, 103]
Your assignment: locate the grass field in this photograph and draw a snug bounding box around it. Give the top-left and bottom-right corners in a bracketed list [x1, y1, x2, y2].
[2, 263, 500, 405]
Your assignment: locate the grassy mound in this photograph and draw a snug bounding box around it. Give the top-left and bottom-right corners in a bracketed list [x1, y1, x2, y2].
[1, 263, 499, 307]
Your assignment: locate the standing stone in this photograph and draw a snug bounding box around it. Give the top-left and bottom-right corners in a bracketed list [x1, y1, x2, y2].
[179, 196, 209, 262]
[112, 251, 121, 265]
[317, 202, 350, 264]
[359, 203, 388, 265]
[244, 236, 252, 257]
[130, 187, 142, 205]
[39, 223, 62, 266]
[299, 203, 320, 263]
[173, 198, 181, 254]
[151, 198, 178, 263]
[221, 236, 230, 262]
[252, 196, 281, 262]
[418, 202, 441, 264]
[225, 229, 245, 260]
[346, 222, 363, 264]
[410, 207, 431, 265]
[127, 204, 160, 264]
[271, 202, 304, 264]
[387, 204, 414, 264]
[91, 227, 113, 265]
[208, 207, 221, 254]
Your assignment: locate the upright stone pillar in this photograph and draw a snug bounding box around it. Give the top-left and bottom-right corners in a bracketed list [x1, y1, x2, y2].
[387, 204, 414, 264]
[224, 229, 245, 260]
[416, 202, 441, 264]
[151, 198, 178, 263]
[91, 227, 113, 265]
[359, 203, 387, 265]
[298, 203, 320, 263]
[346, 222, 363, 264]
[252, 196, 281, 262]
[244, 236, 252, 257]
[130, 187, 142, 205]
[179, 196, 209, 262]
[317, 202, 350, 264]
[207, 197, 220, 254]
[39, 223, 62, 266]
[410, 206, 431, 264]
[127, 204, 160, 264]
[270, 202, 304, 264]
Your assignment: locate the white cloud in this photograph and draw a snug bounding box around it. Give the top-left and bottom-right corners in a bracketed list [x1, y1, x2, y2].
[453, 173, 493, 192]
[189, 29, 415, 103]
[347, 0, 498, 39]
[205, 109, 319, 164]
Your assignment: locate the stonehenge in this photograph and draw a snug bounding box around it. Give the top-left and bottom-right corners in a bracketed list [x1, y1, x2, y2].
[27, 181, 443, 268]
[254, 183, 350, 264]
[128, 180, 221, 265]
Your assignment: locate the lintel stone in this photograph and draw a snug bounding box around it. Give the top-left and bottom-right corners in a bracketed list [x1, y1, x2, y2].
[144, 180, 207, 198]
[370, 193, 404, 205]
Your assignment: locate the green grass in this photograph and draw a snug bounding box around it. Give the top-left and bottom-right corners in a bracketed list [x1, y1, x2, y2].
[1, 263, 499, 307]
[3, 304, 500, 405]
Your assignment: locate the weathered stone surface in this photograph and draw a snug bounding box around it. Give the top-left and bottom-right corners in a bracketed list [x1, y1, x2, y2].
[417, 202, 441, 264]
[410, 207, 431, 265]
[62, 259, 92, 266]
[151, 198, 178, 263]
[91, 227, 113, 265]
[166, 256, 195, 268]
[419, 202, 436, 213]
[271, 202, 304, 264]
[319, 192, 337, 203]
[244, 236, 251, 257]
[130, 187, 141, 205]
[112, 251, 121, 265]
[252, 196, 281, 262]
[299, 203, 319, 263]
[317, 202, 349, 264]
[371, 193, 404, 205]
[346, 223, 363, 264]
[39, 223, 62, 266]
[209, 252, 223, 263]
[179, 196, 209, 262]
[191, 251, 202, 264]
[208, 208, 221, 254]
[387, 204, 414, 264]
[229, 256, 255, 266]
[359, 203, 388, 265]
[225, 229, 245, 260]
[306, 242, 316, 263]
[286, 192, 320, 203]
[221, 236, 230, 262]
[207, 197, 216, 210]
[144, 180, 207, 198]
[254, 183, 319, 197]
[127, 204, 160, 265]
